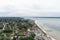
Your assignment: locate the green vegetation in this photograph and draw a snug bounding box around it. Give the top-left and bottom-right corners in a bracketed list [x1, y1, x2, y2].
[0, 17, 36, 40]
[19, 33, 35, 40]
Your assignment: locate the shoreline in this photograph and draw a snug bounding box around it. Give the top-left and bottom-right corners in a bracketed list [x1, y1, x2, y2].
[35, 20, 56, 40]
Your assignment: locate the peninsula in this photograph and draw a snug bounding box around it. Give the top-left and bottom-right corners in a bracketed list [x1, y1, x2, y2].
[0, 17, 53, 40]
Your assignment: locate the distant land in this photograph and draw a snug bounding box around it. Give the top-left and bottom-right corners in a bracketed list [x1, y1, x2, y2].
[17, 16, 60, 18]
[31, 17, 60, 18]
[0, 17, 60, 18]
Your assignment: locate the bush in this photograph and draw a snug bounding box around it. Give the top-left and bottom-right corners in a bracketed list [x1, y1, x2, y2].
[3, 30, 12, 33]
[20, 37, 28, 40]
[30, 33, 35, 38]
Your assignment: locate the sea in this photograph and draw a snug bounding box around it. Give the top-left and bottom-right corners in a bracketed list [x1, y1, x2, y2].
[25, 17, 60, 40]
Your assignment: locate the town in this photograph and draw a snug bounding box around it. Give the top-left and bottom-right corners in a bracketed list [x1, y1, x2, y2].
[0, 17, 50, 40]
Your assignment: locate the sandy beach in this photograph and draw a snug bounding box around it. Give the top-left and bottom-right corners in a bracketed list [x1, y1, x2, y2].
[35, 20, 57, 40]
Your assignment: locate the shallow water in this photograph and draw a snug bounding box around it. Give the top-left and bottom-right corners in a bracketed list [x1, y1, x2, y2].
[27, 18, 60, 40]
[34, 18, 60, 40]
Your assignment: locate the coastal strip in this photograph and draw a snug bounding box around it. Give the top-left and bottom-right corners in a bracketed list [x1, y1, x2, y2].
[35, 20, 56, 40]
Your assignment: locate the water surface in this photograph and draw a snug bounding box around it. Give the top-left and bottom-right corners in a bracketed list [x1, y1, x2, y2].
[26, 18, 60, 40]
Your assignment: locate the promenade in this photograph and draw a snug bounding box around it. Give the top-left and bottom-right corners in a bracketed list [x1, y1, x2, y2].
[35, 20, 56, 40]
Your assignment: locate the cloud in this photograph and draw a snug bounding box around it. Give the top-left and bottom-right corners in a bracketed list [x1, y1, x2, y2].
[0, 0, 60, 17]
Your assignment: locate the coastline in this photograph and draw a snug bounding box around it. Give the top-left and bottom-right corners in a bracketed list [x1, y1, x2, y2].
[35, 20, 56, 40]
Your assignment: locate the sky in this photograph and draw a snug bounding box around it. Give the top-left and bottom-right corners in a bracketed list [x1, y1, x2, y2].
[0, 0, 60, 17]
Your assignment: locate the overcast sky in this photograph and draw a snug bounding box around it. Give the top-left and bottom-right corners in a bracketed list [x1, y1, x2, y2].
[0, 0, 60, 17]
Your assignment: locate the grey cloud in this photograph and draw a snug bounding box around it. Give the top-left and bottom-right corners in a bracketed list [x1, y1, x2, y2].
[32, 4, 40, 10]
